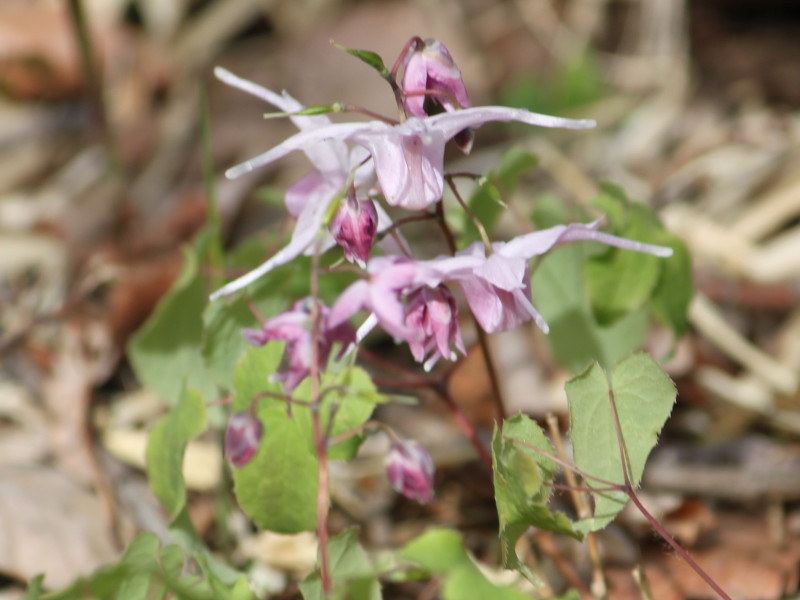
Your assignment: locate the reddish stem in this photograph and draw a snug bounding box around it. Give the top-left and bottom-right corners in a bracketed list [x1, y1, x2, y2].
[607, 390, 732, 600]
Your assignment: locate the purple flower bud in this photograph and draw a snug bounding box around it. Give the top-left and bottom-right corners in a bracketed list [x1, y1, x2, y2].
[385, 439, 435, 503]
[401, 39, 474, 153]
[329, 196, 378, 265]
[225, 412, 263, 468]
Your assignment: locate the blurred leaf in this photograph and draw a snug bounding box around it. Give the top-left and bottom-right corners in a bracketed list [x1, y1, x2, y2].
[233, 402, 318, 533]
[231, 343, 284, 413]
[399, 528, 469, 573]
[128, 241, 219, 416]
[584, 208, 662, 326]
[500, 53, 605, 115]
[441, 565, 529, 600]
[462, 146, 537, 246]
[531, 196, 651, 373]
[493, 415, 579, 584]
[532, 241, 648, 374]
[649, 232, 693, 336]
[202, 271, 290, 388]
[293, 365, 383, 461]
[300, 529, 381, 600]
[399, 528, 529, 600]
[567, 354, 676, 533]
[146, 387, 207, 518]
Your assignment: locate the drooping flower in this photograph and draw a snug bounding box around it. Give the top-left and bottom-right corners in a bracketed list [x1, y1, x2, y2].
[385, 439, 435, 503]
[224, 412, 263, 468]
[423, 219, 674, 334]
[328, 256, 443, 345]
[404, 285, 465, 370]
[400, 38, 474, 152]
[329, 195, 378, 265]
[242, 298, 356, 392]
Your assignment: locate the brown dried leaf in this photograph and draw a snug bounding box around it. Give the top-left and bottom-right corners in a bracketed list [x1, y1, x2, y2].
[0, 466, 117, 589]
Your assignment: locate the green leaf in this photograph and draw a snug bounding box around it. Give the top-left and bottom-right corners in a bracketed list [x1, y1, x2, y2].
[22, 575, 44, 600]
[233, 402, 318, 533]
[492, 415, 579, 584]
[231, 342, 284, 413]
[128, 243, 219, 414]
[584, 207, 662, 326]
[146, 388, 208, 518]
[398, 528, 469, 573]
[333, 43, 388, 76]
[399, 528, 529, 600]
[649, 233, 693, 336]
[532, 240, 648, 374]
[441, 565, 529, 600]
[300, 529, 381, 600]
[566, 354, 676, 533]
[499, 53, 606, 115]
[462, 146, 537, 246]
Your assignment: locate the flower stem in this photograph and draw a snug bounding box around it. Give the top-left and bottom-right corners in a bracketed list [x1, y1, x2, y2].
[309, 238, 331, 593]
[358, 348, 493, 472]
[546, 415, 606, 597]
[474, 323, 508, 421]
[607, 390, 732, 600]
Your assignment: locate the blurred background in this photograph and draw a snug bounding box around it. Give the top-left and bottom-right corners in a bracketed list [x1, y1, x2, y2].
[1, 0, 800, 598]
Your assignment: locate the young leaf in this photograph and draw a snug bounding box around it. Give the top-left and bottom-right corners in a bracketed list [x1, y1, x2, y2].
[332, 43, 388, 77]
[567, 354, 676, 533]
[492, 415, 580, 584]
[146, 388, 208, 518]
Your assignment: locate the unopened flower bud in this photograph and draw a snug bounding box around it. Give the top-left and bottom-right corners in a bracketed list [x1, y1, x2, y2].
[225, 412, 263, 468]
[385, 439, 434, 503]
[329, 196, 378, 265]
[401, 38, 474, 153]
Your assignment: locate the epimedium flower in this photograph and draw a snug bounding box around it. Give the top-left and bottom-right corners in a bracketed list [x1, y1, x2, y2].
[404, 285, 465, 370]
[328, 255, 445, 346]
[331, 220, 672, 354]
[329, 194, 378, 266]
[211, 67, 409, 301]
[400, 38, 474, 153]
[242, 298, 356, 392]
[422, 219, 674, 334]
[222, 107, 596, 212]
[210, 67, 377, 301]
[385, 439, 435, 503]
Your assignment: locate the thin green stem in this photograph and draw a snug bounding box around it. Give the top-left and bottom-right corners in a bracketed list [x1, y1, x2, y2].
[445, 175, 493, 256]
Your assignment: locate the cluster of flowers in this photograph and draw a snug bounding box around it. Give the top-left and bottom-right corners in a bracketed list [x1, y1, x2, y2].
[218, 38, 672, 502]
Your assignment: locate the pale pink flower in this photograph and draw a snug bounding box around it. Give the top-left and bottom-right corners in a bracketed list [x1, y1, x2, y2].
[242, 298, 356, 392]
